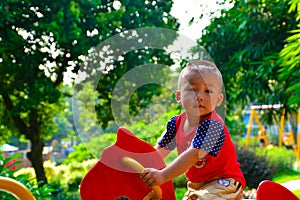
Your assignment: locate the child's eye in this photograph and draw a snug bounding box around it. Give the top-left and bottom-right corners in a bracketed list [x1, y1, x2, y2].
[185, 88, 196, 92]
[205, 89, 214, 93]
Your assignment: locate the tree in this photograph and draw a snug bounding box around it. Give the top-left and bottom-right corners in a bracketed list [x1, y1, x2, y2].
[0, 99, 15, 143]
[198, 0, 299, 121]
[0, 0, 178, 184]
[279, 0, 300, 106]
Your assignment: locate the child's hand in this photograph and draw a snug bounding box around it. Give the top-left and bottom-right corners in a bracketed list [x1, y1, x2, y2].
[140, 168, 165, 187]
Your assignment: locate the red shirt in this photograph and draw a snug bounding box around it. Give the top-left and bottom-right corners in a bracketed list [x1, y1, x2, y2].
[158, 111, 246, 187]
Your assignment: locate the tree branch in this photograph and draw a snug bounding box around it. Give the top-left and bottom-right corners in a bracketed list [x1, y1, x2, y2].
[1, 93, 32, 140]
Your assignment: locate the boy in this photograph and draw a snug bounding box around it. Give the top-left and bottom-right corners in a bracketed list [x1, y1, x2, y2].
[141, 60, 245, 200]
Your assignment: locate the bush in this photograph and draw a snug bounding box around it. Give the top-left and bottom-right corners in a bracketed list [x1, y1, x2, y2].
[172, 174, 187, 188]
[255, 146, 295, 172]
[46, 159, 97, 199]
[237, 146, 277, 189]
[12, 158, 98, 199]
[83, 133, 117, 159]
[63, 144, 94, 164]
[0, 153, 54, 199]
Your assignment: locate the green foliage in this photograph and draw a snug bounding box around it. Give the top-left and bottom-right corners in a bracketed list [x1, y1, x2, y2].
[0, 0, 179, 184]
[123, 87, 181, 145]
[45, 159, 97, 199]
[255, 146, 296, 171]
[63, 144, 94, 164]
[175, 187, 186, 199]
[0, 153, 22, 177]
[237, 146, 277, 189]
[0, 191, 16, 200]
[84, 133, 117, 159]
[125, 107, 180, 146]
[0, 154, 55, 199]
[15, 159, 98, 199]
[278, 1, 300, 106]
[80, 86, 180, 158]
[172, 174, 187, 189]
[226, 112, 246, 137]
[199, 0, 299, 115]
[238, 145, 297, 189]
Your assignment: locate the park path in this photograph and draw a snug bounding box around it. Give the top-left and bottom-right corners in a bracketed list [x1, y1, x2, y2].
[281, 179, 300, 191]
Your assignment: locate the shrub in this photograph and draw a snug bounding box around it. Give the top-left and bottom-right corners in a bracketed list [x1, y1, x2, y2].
[48, 159, 97, 198]
[237, 146, 277, 189]
[63, 144, 94, 164]
[0, 153, 54, 199]
[172, 174, 187, 188]
[255, 146, 295, 172]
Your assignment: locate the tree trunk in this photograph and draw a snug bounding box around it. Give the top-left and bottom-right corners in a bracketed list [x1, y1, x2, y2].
[27, 134, 48, 185]
[1, 94, 48, 185]
[27, 116, 48, 185]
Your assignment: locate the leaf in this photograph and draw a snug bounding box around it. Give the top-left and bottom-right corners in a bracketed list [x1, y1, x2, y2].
[3, 153, 23, 165]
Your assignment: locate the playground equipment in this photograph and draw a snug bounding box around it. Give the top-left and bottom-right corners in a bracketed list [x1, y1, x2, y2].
[122, 156, 163, 199]
[256, 180, 298, 200]
[245, 104, 283, 147]
[80, 127, 175, 200]
[245, 105, 300, 167]
[0, 176, 35, 200]
[278, 108, 300, 162]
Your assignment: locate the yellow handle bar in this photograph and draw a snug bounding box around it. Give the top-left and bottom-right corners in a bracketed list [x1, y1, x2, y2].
[122, 157, 162, 200]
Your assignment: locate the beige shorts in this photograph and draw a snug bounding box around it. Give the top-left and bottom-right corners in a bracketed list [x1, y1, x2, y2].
[183, 178, 243, 200]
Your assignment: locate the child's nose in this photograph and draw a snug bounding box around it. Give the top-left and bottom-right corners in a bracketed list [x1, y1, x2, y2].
[195, 91, 204, 99]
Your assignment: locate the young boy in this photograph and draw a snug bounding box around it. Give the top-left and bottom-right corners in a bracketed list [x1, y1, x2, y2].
[140, 60, 245, 200]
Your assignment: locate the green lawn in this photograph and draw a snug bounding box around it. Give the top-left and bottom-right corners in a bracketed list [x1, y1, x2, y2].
[293, 189, 300, 199]
[175, 187, 186, 199]
[272, 169, 300, 199]
[272, 169, 300, 183]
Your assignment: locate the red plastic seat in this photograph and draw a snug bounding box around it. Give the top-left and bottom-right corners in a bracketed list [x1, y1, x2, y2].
[80, 127, 176, 200]
[256, 180, 299, 200]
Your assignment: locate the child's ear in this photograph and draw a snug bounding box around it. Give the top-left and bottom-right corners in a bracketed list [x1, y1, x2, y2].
[216, 93, 224, 107]
[175, 90, 181, 103]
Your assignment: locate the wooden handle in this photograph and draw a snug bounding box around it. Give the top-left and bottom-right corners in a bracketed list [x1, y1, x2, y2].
[122, 157, 162, 200]
[0, 176, 35, 200]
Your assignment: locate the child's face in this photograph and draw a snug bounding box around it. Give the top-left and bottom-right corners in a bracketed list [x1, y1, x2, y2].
[176, 69, 223, 118]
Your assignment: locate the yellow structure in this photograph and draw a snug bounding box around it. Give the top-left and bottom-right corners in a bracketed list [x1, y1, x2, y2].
[278, 108, 299, 166]
[245, 105, 275, 147]
[245, 105, 299, 168]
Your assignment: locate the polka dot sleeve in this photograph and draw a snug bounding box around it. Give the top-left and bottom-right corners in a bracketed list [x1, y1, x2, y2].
[157, 116, 177, 150]
[192, 119, 225, 157]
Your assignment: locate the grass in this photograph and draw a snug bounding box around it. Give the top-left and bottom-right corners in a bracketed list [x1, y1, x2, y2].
[175, 187, 186, 199]
[294, 189, 300, 198]
[271, 168, 300, 199]
[272, 169, 300, 183]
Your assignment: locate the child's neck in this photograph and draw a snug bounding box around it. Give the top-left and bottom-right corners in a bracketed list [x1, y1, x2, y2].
[183, 115, 200, 133]
[184, 112, 213, 133]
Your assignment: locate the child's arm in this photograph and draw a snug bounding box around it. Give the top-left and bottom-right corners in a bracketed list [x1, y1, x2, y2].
[155, 145, 171, 159]
[141, 147, 208, 187]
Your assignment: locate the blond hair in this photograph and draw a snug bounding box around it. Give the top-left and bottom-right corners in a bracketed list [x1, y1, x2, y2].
[178, 60, 223, 91]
